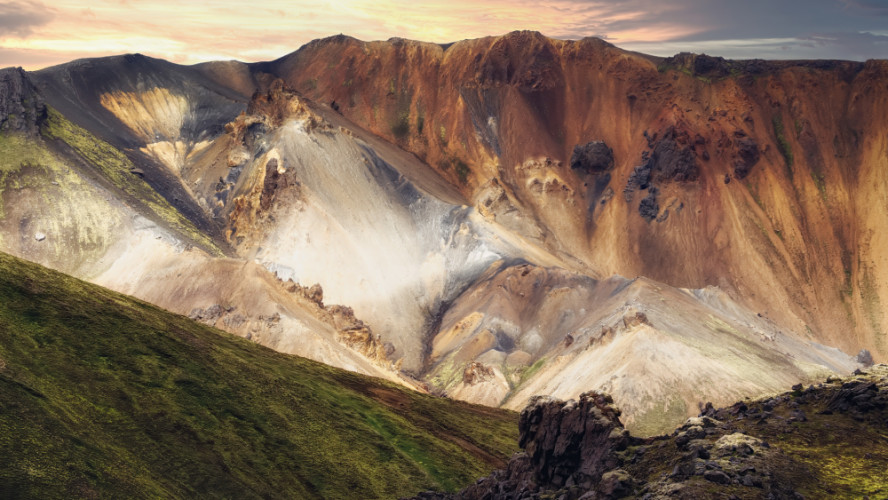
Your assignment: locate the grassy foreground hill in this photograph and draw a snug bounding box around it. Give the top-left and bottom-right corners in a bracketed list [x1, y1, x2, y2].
[0, 252, 518, 499]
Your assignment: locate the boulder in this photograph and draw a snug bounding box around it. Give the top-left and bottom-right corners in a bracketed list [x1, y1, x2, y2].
[639, 192, 659, 221]
[733, 137, 760, 179]
[857, 349, 874, 367]
[570, 141, 614, 174]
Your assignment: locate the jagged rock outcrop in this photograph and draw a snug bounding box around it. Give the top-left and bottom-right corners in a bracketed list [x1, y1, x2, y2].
[281, 278, 394, 365]
[0, 68, 45, 134]
[733, 136, 761, 179]
[412, 365, 888, 500]
[646, 127, 700, 184]
[414, 392, 633, 499]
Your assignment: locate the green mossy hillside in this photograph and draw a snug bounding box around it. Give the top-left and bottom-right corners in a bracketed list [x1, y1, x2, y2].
[40, 107, 223, 255]
[0, 252, 518, 499]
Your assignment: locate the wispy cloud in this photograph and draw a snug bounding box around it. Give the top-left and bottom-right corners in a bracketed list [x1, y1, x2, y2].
[839, 0, 888, 15]
[0, 1, 54, 37]
[623, 31, 888, 61]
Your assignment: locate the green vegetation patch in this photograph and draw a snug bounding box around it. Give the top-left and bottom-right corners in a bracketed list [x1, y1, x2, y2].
[455, 159, 471, 185]
[40, 107, 222, 256]
[811, 171, 827, 201]
[391, 109, 411, 139]
[772, 115, 794, 176]
[735, 392, 888, 499]
[518, 357, 546, 386]
[0, 252, 517, 499]
[0, 133, 126, 269]
[0, 133, 67, 219]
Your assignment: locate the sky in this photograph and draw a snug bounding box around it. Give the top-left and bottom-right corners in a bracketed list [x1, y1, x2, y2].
[0, 0, 886, 70]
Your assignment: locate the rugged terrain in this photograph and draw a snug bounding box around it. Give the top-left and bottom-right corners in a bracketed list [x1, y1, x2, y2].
[413, 364, 888, 499]
[273, 33, 888, 361]
[0, 251, 518, 499]
[0, 31, 884, 433]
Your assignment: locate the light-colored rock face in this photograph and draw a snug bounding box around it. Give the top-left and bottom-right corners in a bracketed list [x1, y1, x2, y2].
[221, 115, 512, 372]
[100, 88, 216, 178]
[100, 88, 188, 141]
[425, 266, 856, 434]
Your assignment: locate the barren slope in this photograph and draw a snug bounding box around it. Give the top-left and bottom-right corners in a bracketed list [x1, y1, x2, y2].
[268, 32, 888, 361]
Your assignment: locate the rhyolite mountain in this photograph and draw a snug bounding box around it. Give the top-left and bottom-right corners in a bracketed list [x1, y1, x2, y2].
[1, 30, 884, 434]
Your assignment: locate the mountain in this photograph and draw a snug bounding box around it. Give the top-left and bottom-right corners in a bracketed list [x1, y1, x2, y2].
[268, 32, 888, 360]
[0, 31, 882, 434]
[0, 251, 517, 498]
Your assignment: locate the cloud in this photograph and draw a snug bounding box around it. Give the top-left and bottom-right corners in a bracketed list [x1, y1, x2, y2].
[0, 1, 54, 37]
[799, 30, 888, 58]
[622, 30, 888, 61]
[839, 0, 888, 15]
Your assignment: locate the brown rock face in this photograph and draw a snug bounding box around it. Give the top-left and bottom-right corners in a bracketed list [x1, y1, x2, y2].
[258, 32, 888, 361]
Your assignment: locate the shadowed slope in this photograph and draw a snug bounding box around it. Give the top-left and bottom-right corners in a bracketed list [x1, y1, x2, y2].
[31, 54, 254, 243]
[0, 251, 517, 499]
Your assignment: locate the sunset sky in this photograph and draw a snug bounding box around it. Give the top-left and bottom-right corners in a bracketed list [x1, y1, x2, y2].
[1, 0, 886, 70]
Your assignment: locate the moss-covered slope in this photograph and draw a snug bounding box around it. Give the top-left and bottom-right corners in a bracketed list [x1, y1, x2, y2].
[0, 251, 518, 499]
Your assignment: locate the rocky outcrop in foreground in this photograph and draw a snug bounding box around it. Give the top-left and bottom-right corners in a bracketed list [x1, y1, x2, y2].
[412, 365, 888, 499]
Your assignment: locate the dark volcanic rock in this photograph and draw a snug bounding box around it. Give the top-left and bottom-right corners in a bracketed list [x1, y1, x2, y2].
[624, 163, 652, 201]
[454, 392, 632, 499]
[649, 127, 699, 183]
[0, 68, 45, 134]
[663, 53, 731, 80]
[625, 127, 698, 212]
[703, 469, 731, 484]
[639, 190, 659, 222]
[733, 137, 761, 179]
[825, 379, 883, 413]
[570, 141, 614, 174]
